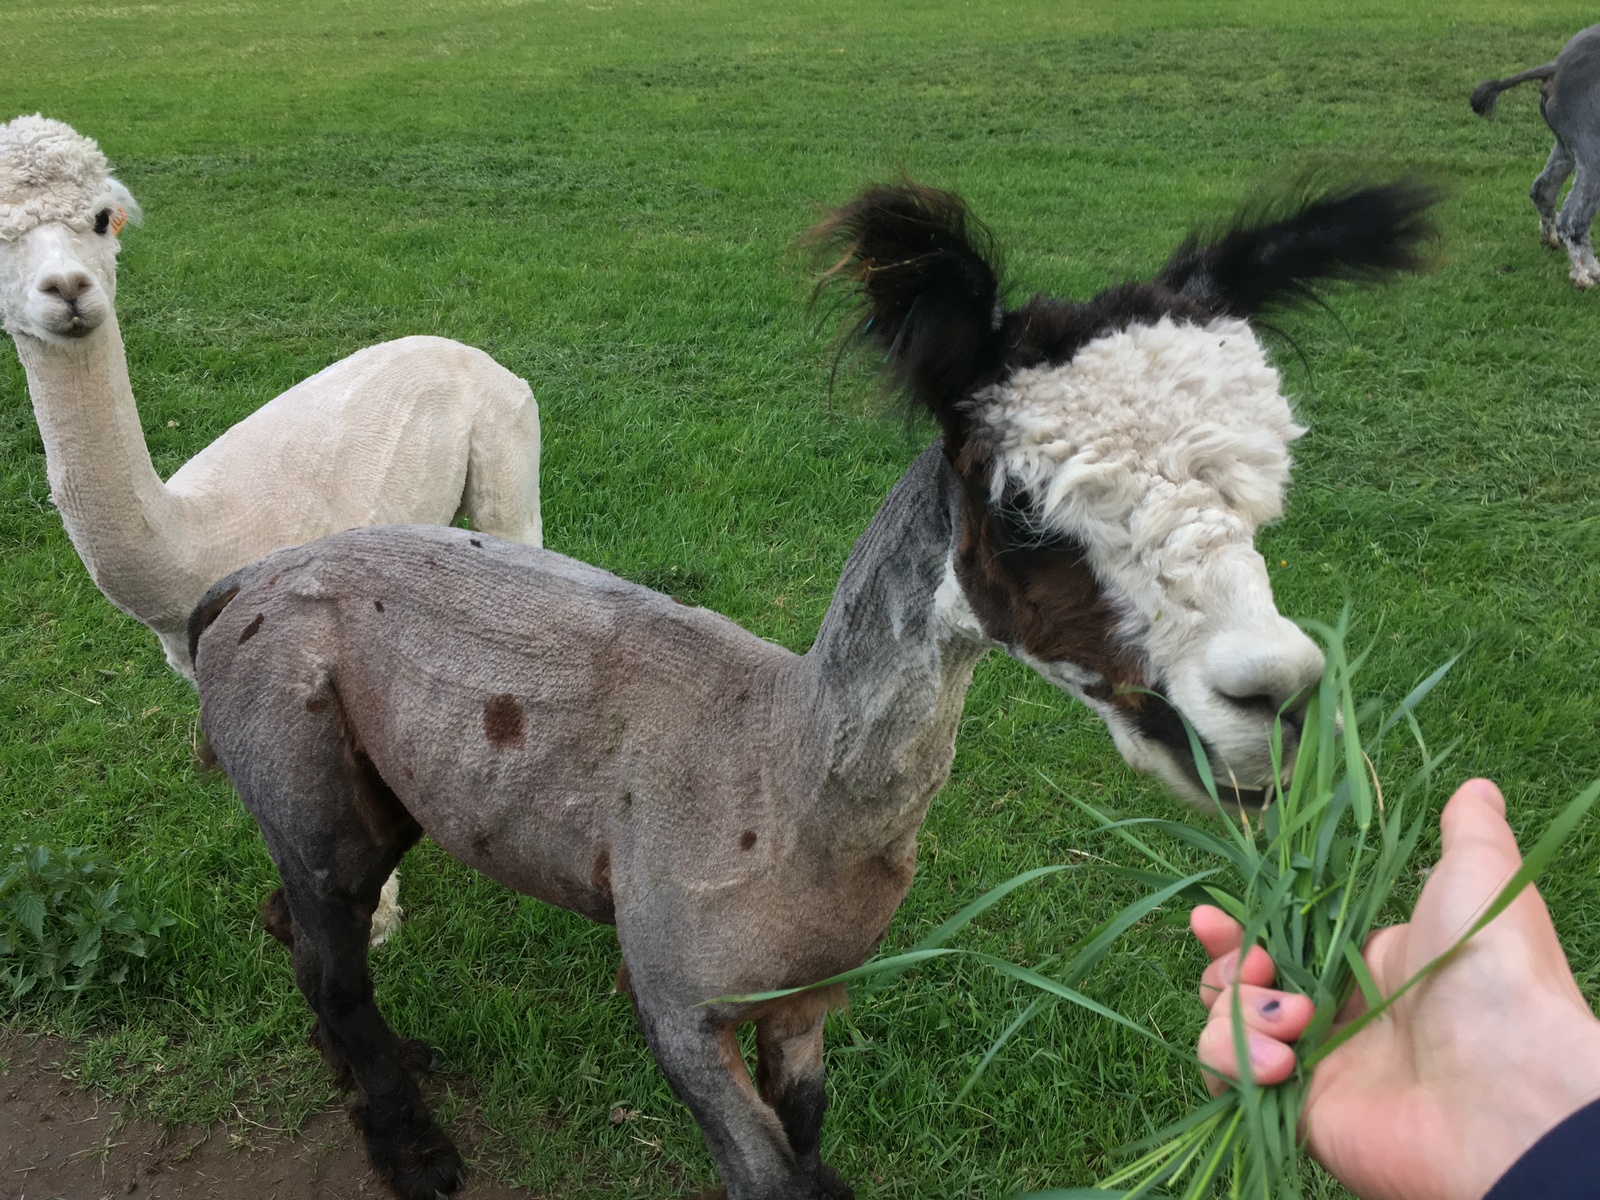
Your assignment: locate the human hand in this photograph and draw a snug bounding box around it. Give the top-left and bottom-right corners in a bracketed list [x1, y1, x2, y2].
[1192, 778, 1600, 1200]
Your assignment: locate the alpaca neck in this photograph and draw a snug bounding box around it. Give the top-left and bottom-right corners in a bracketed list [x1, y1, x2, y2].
[794, 443, 992, 841]
[12, 315, 195, 627]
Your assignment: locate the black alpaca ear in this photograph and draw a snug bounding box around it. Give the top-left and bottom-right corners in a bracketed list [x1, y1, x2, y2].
[809, 182, 1006, 444]
[1157, 178, 1443, 318]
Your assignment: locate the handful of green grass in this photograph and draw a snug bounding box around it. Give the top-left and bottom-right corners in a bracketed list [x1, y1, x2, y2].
[736, 615, 1600, 1198]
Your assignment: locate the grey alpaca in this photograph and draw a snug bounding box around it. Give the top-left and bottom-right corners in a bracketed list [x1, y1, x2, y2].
[1471, 24, 1600, 288]
[190, 180, 1437, 1200]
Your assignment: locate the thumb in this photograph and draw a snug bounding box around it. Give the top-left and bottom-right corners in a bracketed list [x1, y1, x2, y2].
[1437, 778, 1520, 882]
[1410, 778, 1533, 965]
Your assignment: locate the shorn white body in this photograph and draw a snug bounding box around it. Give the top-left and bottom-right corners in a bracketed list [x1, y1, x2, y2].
[1, 114, 543, 944]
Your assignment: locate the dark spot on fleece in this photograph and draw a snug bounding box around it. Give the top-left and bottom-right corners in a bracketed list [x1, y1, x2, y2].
[374, 599, 385, 613]
[473, 832, 492, 858]
[403, 766, 414, 780]
[740, 830, 757, 851]
[238, 613, 264, 644]
[306, 697, 328, 714]
[470, 538, 483, 548]
[483, 693, 525, 750]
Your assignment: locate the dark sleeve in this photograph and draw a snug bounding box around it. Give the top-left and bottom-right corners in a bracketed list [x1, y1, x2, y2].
[1484, 1096, 1600, 1199]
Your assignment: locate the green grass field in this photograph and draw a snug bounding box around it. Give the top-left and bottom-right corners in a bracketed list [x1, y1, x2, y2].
[3, 2, 1598, 1196]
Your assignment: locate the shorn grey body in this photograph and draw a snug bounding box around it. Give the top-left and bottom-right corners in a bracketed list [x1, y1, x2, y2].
[192, 181, 1437, 1199]
[200, 449, 979, 1199]
[1472, 24, 1600, 287]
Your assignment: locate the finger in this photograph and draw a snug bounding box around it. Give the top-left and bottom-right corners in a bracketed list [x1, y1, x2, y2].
[1199, 944, 1277, 1004]
[1206, 983, 1316, 1038]
[1198, 1014, 1299, 1088]
[1191, 905, 1243, 961]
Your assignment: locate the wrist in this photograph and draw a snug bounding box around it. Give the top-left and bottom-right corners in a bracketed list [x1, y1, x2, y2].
[1450, 1000, 1600, 1198]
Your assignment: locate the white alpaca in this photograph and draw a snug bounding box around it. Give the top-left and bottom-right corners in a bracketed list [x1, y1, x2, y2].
[1, 114, 543, 943]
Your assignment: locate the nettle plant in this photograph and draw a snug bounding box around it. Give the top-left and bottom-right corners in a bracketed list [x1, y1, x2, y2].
[0, 843, 175, 1003]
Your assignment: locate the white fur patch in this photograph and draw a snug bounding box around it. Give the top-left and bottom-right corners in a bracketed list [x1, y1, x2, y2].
[966, 316, 1319, 791]
[933, 553, 994, 647]
[969, 317, 1300, 651]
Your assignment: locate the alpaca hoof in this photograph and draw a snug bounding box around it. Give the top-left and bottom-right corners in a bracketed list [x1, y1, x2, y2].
[365, 1117, 464, 1200]
[1571, 270, 1599, 290]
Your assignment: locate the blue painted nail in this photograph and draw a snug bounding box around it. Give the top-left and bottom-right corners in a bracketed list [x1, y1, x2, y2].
[1261, 999, 1281, 1017]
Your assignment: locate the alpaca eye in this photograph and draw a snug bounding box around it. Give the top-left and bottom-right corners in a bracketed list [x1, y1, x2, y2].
[93, 209, 111, 235]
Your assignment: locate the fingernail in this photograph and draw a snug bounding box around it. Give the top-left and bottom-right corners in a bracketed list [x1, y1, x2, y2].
[1260, 999, 1281, 1019]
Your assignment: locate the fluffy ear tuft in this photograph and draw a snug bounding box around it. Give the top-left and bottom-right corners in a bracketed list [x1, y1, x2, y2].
[1157, 178, 1443, 318]
[808, 182, 1006, 442]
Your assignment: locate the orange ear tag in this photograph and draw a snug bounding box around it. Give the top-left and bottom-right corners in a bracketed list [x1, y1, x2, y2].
[110, 208, 128, 236]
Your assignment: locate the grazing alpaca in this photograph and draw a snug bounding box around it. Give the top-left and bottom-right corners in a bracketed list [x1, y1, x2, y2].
[190, 180, 1437, 1200]
[0, 113, 543, 676]
[1470, 24, 1600, 288]
[1, 114, 543, 945]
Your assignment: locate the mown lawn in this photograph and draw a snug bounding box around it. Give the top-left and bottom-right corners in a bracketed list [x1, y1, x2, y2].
[2, 2, 1597, 1196]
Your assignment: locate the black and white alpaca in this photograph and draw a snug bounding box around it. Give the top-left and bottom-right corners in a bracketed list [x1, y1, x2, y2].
[188, 180, 1437, 1200]
[1471, 23, 1600, 288]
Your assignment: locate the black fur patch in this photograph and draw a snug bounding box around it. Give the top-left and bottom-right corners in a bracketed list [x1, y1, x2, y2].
[1156, 179, 1441, 318]
[186, 582, 240, 666]
[813, 177, 1439, 455]
[809, 182, 1006, 447]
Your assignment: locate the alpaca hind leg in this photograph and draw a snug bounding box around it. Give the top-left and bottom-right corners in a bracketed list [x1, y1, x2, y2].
[237, 689, 458, 1198]
[755, 988, 852, 1199]
[261, 885, 434, 1091]
[460, 383, 541, 548]
[1557, 161, 1600, 288]
[628, 986, 817, 1200]
[277, 867, 462, 1199]
[1531, 137, 1575, 249]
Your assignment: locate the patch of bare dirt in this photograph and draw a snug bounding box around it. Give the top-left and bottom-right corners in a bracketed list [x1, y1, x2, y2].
[0, 1038, 536, 1200]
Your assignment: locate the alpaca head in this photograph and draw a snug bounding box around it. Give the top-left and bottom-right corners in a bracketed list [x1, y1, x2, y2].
[816, 179, 1438, 807]
[0, 115, 139, 345]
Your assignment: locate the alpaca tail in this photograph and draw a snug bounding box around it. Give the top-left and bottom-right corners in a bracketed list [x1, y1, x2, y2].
[1470, 62, 1557, 118]
[806, 181, 1005, 438]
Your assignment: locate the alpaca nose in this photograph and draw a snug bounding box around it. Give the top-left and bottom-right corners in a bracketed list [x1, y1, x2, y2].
[1206, 621, 1325, 725]
[37, 266, 95, 306]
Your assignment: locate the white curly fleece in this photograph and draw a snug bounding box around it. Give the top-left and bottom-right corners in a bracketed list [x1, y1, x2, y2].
[969, 314, 1304, 674]
[0, 114, 135, 242]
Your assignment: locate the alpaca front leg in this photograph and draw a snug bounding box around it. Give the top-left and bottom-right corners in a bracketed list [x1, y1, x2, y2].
[1531, 138, 1576, 250]
[369, 868, 404, 947]
[755, 989, 852, 1200]
[630, 992, 821, 1200]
